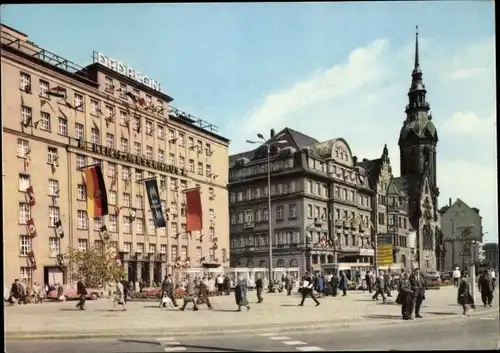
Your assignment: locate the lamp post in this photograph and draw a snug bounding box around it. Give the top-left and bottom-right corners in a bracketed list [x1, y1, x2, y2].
[246, 133, 287, 292]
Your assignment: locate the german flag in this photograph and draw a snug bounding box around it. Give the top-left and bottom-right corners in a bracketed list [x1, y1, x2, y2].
[84, 165, 109, 218]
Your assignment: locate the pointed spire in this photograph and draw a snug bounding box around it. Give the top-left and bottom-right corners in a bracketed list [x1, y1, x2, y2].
[414, 25, 420, 71]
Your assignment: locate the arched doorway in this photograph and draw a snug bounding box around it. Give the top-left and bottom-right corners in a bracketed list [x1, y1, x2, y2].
[327, 255, 334, 263]
[277, 259, 285, 267]
[235, 261, 242, 267]
[259, 259, 267, 268]
[247, 260, 254, 268]
[290, 259, 298, 267]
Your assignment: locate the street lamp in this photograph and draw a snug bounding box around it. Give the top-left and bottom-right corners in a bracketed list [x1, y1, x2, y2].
[246, 133, 287, 291]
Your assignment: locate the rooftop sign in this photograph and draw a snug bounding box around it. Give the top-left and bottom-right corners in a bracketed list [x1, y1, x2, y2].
[93, 51, 161, 92]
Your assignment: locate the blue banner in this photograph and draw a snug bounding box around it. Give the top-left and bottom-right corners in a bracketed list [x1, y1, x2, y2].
[144, 179, 166, 228]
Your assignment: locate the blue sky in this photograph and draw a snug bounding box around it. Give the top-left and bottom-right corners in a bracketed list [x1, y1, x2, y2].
[2, 2, 496, 243]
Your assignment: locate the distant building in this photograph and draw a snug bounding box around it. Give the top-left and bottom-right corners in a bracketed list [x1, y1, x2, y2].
[439, 198, 483, 271]
[483, 243, 499, 270]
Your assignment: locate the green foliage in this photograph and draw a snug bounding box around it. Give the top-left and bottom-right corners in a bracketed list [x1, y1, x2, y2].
[65, 242, 124, 288]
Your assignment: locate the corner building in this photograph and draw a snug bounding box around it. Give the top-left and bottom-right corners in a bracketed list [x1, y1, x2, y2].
[1, 24, 230, 285]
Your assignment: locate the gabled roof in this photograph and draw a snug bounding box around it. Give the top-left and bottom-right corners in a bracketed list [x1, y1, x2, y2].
[359, 158, 382, 189]
[285, 128, 319, 150]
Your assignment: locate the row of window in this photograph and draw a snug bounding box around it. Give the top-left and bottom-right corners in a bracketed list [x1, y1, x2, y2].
[18, 202, 216, 237]
[20, 72, 214, 155]
[229, 159, 295, 180]
[378, 212, 408, 229]
[230, 181, 298, 203]
[18, 235, 216, 260]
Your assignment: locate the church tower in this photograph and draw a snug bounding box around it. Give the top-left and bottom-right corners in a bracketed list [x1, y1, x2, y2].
[398, 26, 439, 196]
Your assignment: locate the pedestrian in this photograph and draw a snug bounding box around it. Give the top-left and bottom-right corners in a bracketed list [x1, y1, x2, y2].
[76, 277, 87, 310]
[223, 276, 231, 295]
[338, 271, 348, 296]
[372, 270, 387, 303]
[285, 273, 294, 296]
[490, 269, 496, 290]
[384, 268, 393, 297]
[409, 268, 426, 318]
[452, 267, 461, 288]
[113, 280, 127, 311]
[316, 274, 325, 298]
[235, 276, 250, 311]
[180, 274, 198, 311]
[255, 274, 264, 303]
[458, 271, 475, 315]
[396, 272, 414, 320]
[365, 271, 373, 293]
[298, 273, 320, 307]
[478, 269, 494, 307]
[331, 272, 339, 297]
[196, 278, 213, 310]
[121, 277, 129, 305]
[8, 279, 21, 305]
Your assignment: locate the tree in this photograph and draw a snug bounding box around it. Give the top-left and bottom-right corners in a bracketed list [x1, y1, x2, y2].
[65, 242, 124, 288]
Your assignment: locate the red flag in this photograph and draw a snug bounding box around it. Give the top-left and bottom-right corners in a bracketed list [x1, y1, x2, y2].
[185, 188, 202, 232]
[138, 97, 146, 106]
[27, 251, 37, 270]
[27, 218, 37, 238]
[26, 186, 36, 207]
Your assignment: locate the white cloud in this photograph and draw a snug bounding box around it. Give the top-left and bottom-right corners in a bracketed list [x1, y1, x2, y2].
[449, 68, 488, 80]
[229, 34, 497, 244]
[441, 111, 496, 136]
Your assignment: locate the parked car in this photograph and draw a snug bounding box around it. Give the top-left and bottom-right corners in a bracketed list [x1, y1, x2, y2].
[425, 271, 442, 286]
[47, 284, 103, 301]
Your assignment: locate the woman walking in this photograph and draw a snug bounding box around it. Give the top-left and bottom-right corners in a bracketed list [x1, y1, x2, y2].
[234, 276, 250, 312]
[114, 280, 127, 311]
[457, 272, 475, 315]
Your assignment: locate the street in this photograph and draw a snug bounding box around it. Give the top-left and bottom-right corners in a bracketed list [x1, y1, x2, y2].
[6, 312, 499, 352]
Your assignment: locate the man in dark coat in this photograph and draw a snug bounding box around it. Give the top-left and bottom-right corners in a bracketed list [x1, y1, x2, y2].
[372, 270, 387, 303]
[255, 274, 264, 303]
[338, 271, 348, 296]
[8, 279, 21, 305]
[331, 272, 339, 297]
[180, 275, 198, 311]
[409, 268, 426, 318]
[121, 278, 129, 304]
[397, 272, 414, 320]
[298, 273, 320, 307]
[384, 268, 393, 297]
[365, 271, 373, 293]
[76, 277, 87, 310]
[197, 279, 213, 310]
[478, 269, 494, 307]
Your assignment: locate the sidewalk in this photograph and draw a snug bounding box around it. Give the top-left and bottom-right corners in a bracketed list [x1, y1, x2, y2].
[5, 286, 497, 339]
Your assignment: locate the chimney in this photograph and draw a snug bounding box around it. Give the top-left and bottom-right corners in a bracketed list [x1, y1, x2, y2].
[449, 198, 452, 207]
[270, 129, 275, 138]
[352, 156, 358, 165]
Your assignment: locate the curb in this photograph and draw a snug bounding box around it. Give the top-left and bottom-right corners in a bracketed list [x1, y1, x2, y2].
[6, 307, 496, 341]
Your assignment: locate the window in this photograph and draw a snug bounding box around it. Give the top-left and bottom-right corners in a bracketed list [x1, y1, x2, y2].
[146, 120, 153, 136]
[307, 205, 313, 218]
[105, 133, 115, 149]
[188, 159, 194, 173]
[58, 117, 68, 136]
[78, 239, 88, 251]
[146, 146, 153, 159]
[263, 208, 269, 221]
[197, 162, 203, 175]
[342, 189, 347, 199]
[314, 206, 320, 218]
[123, 193, 131, 207]
[170, 178, 177, 191]
[74, 93, 84, 111]
[135, 170, 143, 183]
[120, 138, 129, 152]
[19, 203, 30, 224]
[290, 181, 296, 193]
[378, 212, 385, 225]
[77, 210, 88, 230]
[289, 204, 297, 218]
[123, 242, 132, 252]
[76, 154, 86, 169]
[123, 216, 131, 233]
[179, 156, 185, 169]
[307, 181, 313, 194]
[180, 180, 187, 191]
[39, 79, 49, 97]
[105, 105, 114, 121]
[188, 137, 194, 148]
[276, 205, 284, 220]
[21, 106, 32, 126]
[133, 142, 141, 155]
[90, 99, 99, 115]
[17, 139, 29, 157]
[18, 174, 30, 191]
[49, 237, 59, 257]
[148, 219, 155, 234]
[148, 243, 156, 254]
[48, 207, 60, 227]
[122, 166, 130, 181]
[205, 143, 212, 156]
[209, 227, 215, 242]
[178, 133, 185, 146]
[20, 235, 31, 256]
[20, 267, 31, 280]
[107, 163, 116, 178]
[94, 217, 103, 231]
[104, 76, 113, 92]
[48, 179, 59, 197]
[136, 218, 143, 234]
[158, 149, 164, 162]
[39, 111, 51, 131]
[134, 195, 143, 210]
[119, 83, 127, 98]
[91, 128, 100, 144]
[74, 123, 84, 141]
[20, 72, 31, 91]
[109, 215, 117, 232]
[206, 165, 212, 177]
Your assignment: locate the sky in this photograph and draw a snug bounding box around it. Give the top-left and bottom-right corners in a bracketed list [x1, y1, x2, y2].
[2, 2, 497, 243]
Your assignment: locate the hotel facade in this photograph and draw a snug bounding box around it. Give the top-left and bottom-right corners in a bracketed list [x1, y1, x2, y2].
[1, 24, 230, 286]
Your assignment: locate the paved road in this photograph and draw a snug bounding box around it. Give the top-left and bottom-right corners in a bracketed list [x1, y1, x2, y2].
[7, 312, 499, 352]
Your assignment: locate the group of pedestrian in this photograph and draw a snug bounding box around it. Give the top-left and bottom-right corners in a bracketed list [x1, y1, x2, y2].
[395, 268, 426, 320]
